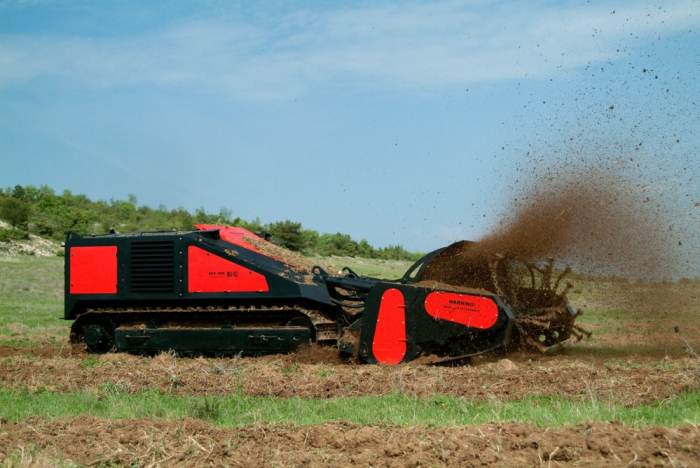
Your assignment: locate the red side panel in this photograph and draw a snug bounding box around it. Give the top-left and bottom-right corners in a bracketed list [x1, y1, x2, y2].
[424, 292, 499, 329]
[70, 246, 118, 294]
[188, 246, 269, 293]
[372, 288, 406, 365]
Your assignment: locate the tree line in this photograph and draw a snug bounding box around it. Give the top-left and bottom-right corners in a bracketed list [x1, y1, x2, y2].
[0, 185, 424, 261]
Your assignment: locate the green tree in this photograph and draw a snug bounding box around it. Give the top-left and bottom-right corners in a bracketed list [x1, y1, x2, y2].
[232, 217, 264, 233]
[318, 233, 358, 257]
[268, 220, 305, 251]
[33, 197, 91, 240]
[376, 244, 423, 262]
[37, 185, 56, 200]
[301, 229, 320, 253]
[218, 207, 233, 223]
[172, 208, 193, 231]
[114, 201, 136, 222]
[11, 185, 27, 201]
[357, 239, 375, 258]
[193, 206, 224, 225]
[0, 197, 30, 229]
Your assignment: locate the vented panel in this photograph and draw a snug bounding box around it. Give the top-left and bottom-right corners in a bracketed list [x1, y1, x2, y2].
[129, 241, 175, 294]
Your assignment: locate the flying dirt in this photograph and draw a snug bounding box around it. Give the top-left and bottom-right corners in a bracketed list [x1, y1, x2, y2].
[477, 167, 678, 280]
[419, 164, 682, 353]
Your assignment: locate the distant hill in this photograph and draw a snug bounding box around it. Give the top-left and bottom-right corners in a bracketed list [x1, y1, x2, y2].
[0, 184, 424, 261]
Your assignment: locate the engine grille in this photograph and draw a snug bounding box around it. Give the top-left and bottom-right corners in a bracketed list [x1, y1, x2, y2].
[129, 241, 175, 294]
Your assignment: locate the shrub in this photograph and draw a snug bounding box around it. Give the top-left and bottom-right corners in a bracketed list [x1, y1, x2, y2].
[0, 197, 30, 229]
[0, 227, 29, 241]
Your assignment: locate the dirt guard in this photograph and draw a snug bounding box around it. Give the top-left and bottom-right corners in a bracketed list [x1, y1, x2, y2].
[65, 225, 580, 363]
[355, 282, 514, 364]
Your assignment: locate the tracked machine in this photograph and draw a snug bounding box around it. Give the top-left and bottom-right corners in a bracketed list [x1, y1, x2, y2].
[65, 225, 588, 364]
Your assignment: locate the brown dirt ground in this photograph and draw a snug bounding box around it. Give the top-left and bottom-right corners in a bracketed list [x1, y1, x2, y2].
[1, 343, 698, 405]
[1, 281, 698, 466]
[1, 290, 698, 404]
[1, 416, 699, 467]
[0, 344, 78, 359]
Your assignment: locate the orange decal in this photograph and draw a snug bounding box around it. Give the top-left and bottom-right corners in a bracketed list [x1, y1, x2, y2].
[424, 291, 498, 329]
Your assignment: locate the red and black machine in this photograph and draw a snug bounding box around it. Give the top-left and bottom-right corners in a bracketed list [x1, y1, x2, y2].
[65, 225, 575, 364]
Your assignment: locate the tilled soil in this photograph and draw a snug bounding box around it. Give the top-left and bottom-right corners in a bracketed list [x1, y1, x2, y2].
[1, 347, 697, 405]
[1, 416, 699, 467]
[0, 344, 76, 359]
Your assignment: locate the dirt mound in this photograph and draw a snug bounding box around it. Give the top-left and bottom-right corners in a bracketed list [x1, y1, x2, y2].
[242, 235, 336, 274]
[1, 416, 698, 467]
[419, 241, 499, 292]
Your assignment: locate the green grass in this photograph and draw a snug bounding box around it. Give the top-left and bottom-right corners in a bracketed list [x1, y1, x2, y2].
[574, 309, 641, 338]
[573, 308, 698, 344]
[0, 256, 66, 341]
[1, 388, 698, 428]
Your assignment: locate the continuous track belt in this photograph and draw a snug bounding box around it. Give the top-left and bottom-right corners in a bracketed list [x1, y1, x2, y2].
[71, 304, 339, 354]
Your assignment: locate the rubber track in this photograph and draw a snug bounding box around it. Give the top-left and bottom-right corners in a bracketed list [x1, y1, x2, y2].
[70, 304, 339, 349]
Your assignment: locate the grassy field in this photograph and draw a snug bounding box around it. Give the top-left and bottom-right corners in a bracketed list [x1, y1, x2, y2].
[325, 256, 415, 279]
[0, 255, 66, 347]
[1, 254, 699, 466]
[3, 389, 699, 428]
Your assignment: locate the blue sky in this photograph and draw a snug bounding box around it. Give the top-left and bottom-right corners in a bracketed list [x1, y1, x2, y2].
[1, 0, 698, 268]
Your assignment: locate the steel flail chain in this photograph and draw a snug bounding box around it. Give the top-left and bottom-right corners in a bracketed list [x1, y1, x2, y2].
[486, 254, 592, 353]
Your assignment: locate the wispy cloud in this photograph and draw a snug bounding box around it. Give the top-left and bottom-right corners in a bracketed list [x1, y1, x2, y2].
[1, 1, 698, 99]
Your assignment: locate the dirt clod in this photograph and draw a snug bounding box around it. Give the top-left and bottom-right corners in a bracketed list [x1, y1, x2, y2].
[495, 358, 518, 372]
